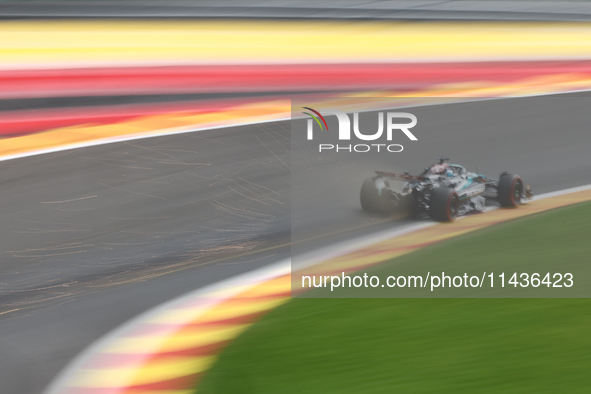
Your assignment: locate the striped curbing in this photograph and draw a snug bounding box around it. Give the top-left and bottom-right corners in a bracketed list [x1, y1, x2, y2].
[4, 72, 591, 162]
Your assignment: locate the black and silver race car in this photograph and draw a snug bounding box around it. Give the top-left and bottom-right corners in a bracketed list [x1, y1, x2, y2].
[360, 157, 533, 222]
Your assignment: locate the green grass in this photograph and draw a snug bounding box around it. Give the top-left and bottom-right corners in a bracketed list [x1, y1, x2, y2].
[196, 202, 591, 393]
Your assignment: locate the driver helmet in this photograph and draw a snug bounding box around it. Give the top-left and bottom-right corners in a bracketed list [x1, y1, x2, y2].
[446, 169, 454, 177]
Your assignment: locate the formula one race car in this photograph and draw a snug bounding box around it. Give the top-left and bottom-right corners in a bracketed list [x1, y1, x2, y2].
[360, 157, 533, 222]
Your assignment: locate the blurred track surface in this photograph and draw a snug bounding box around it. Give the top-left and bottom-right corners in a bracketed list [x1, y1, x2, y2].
[1, 93, 591, 393]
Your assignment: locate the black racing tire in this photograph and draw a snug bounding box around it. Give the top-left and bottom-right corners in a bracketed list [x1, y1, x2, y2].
[360, 178, 383, 213]
[498, 173, 524, 207]
[429, 187, 460, 222]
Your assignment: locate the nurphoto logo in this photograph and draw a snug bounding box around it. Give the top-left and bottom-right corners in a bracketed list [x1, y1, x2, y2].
[303, 108, 418, 153]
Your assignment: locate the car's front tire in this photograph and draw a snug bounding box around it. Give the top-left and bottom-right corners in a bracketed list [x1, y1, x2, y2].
[498, 173, 524, 207]
[429, 187, 460, 222]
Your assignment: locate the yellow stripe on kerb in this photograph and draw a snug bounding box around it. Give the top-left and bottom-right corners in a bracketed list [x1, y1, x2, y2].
[104, 325, 250, 354]
[145, 298, 288, 325]
[69, 356, 214, 387]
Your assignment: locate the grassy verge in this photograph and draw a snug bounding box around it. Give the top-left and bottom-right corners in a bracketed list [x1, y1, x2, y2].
[196, 201, 591, 393]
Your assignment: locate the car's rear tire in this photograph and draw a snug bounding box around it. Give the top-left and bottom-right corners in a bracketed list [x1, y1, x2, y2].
[360, 178, 383, 213]
[498, 173, 524, 207]
[429, 187, 460, 222]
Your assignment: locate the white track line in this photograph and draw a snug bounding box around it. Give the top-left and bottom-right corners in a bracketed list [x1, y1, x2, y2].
[0, 117, 286, 163]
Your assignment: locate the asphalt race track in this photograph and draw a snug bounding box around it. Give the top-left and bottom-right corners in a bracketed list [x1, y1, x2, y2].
[1, 93, 591, 393]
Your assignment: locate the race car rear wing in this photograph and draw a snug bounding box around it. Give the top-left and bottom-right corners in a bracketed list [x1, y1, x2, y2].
[375, 171, 426, 182]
